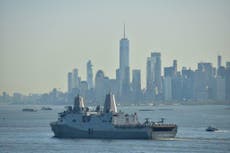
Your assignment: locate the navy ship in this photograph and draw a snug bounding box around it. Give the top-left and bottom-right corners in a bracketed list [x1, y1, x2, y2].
[50, 93, 177, 139]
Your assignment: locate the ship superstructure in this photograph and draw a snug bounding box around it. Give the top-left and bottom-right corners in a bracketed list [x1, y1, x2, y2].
[50, 93, 177, 139]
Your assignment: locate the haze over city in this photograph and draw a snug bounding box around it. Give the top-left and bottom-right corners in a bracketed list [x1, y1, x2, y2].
[1, 0, 230, 94]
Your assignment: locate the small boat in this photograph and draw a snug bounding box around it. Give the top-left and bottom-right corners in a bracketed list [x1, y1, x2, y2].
[139, 109, 155, 111]
[41, 107, 52, 110]
[22, 108, 37, 112]
[206, 126, 218, 132]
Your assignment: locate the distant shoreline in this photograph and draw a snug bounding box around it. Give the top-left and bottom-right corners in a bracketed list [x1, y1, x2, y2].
[0, 100, 229, 106]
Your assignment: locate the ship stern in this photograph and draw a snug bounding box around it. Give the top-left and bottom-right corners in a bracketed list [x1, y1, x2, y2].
[151, 124, 177, 140]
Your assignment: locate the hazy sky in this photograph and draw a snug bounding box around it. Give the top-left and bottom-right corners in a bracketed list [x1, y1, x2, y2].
[1, 0, 230, 95]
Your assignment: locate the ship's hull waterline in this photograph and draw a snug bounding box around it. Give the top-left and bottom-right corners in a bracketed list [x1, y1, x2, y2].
[50, 122, 177, 139]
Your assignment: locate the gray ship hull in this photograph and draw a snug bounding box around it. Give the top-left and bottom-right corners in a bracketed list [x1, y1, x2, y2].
[50, 94, 177, 140]
[50, 122, 177, 139]
[151, 131, 177, 139]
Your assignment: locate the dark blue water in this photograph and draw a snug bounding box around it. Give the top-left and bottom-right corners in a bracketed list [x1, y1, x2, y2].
[0, 104, 230, 153]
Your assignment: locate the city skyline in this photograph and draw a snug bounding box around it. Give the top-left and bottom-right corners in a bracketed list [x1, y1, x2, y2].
[1, 0, 230, 94]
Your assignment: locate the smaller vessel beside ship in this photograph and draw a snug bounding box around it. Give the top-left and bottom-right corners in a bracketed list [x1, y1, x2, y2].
[41, 107, 52, 111]
[22, 108, 37, 112]
[50, 93, 177, 139]
[206, 126, 218, 132]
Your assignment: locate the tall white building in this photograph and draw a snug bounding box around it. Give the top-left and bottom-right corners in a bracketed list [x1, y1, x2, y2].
[87, 60, 93, 89]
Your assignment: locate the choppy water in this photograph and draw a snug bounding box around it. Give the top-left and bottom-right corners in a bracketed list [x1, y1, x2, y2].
[0, 104, 230, 153]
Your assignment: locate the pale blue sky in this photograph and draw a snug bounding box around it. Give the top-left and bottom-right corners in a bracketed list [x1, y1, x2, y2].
[0, 0, 230, 94]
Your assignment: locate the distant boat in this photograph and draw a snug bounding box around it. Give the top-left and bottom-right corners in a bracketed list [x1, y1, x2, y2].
[139, 109, 155, 111]
[22, 108, 37, 112]
[158, 108, 174, 111]
[206, 126, 218, 132]
[41, 107, 52, 110]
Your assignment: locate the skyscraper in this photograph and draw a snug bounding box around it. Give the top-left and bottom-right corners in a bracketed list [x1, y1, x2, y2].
[173, 60, 177, 75]
[163, 76, 172, 101]
[132, 69, 142, 103]
[226, 62, 230, 100]
[68, 72, 73, 93]
[198, 62, 213, 77]
[218, 55, 222, 69]
[146, 57, 154, 92]
[132, 69, 141, 93]
[73, 68, 80, 89]
[215, 76, 225, 101]
[146, 52, 162, 98]
[194, 62, 214, 100]
[95, 70, 107, 103]
[217, 55, 225, 77]
[87, 60, 93, 89]
[119, 24, 130, 95]
[151, 52, 162, 91]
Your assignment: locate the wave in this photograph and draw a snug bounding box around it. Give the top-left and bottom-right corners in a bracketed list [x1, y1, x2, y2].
[174, 137, 230, 142]
[214, 129, 230, 133]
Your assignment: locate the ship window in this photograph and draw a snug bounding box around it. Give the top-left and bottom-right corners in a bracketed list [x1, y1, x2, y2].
[72, 119, 76, 122]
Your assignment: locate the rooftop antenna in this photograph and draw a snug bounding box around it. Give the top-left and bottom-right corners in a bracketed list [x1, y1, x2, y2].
[124, 24, 126, 38]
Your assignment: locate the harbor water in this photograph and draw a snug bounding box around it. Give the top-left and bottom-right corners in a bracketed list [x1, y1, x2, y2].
[0, 104, 230, 153]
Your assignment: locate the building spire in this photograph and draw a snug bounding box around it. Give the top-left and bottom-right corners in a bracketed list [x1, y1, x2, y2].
[124, 24, 126, 38]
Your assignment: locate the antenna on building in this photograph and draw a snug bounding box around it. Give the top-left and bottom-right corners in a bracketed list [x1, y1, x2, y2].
[124, 24, 126, 38]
